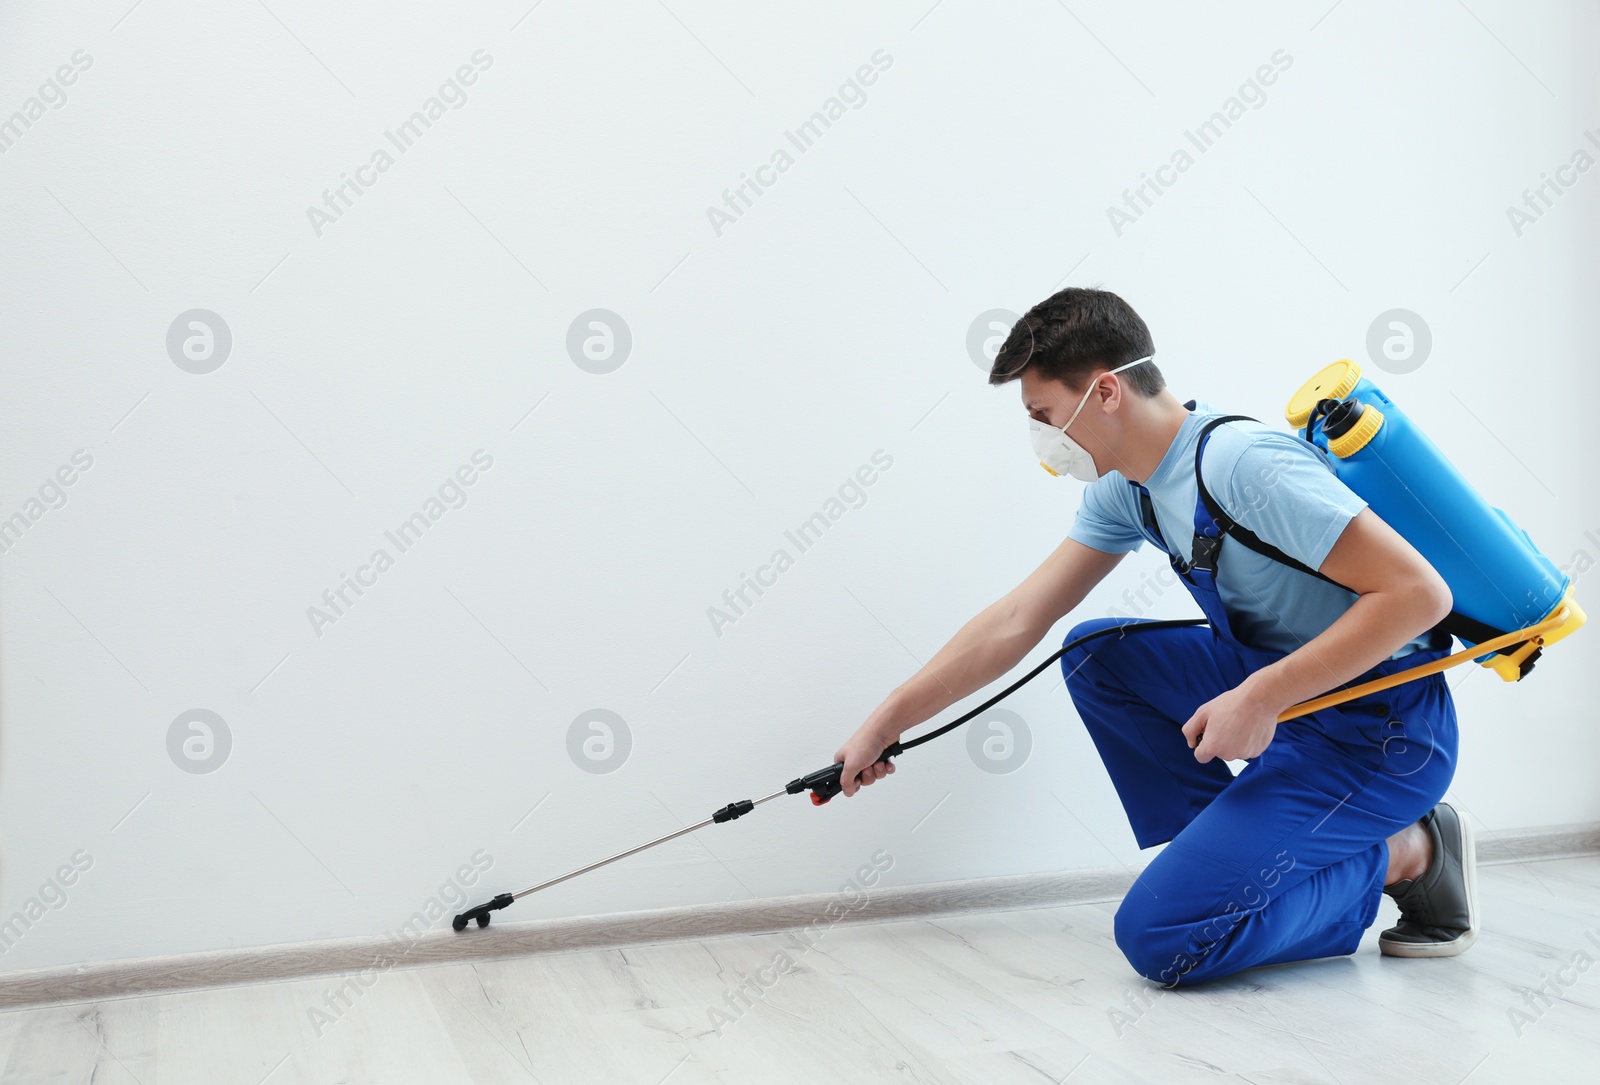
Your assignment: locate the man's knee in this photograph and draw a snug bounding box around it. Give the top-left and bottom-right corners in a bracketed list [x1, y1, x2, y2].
[1063, 617, 1125, 649]
[1114, 892, 1235, 989]
[1060, 617, 1126, 686]
[1113, 893, 1176, 985]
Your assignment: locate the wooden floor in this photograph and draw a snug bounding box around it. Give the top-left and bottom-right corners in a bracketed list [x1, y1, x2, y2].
[4, 854, 1597, 1084]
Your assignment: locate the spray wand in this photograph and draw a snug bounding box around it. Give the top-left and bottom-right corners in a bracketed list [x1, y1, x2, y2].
[454, 607, 1570, 930]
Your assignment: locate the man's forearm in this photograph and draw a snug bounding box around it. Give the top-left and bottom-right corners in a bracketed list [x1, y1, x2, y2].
[1240, 584, 1449, 717]
[867, 601, 1044, 742]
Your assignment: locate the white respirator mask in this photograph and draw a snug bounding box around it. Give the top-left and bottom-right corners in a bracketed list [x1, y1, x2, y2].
[1028, 356, 1153, 481]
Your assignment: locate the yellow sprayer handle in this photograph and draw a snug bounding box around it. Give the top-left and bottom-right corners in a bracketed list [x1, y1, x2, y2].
[1276, 606, 1574, 723]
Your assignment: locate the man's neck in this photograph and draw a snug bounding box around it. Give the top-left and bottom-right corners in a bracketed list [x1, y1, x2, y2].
[1114, 391, 1192, 484]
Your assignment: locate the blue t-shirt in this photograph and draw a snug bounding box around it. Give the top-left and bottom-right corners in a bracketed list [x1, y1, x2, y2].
[1068, 400, 1434, 658]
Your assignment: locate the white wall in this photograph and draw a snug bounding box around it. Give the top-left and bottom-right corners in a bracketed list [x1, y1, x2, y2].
[2, 0, 1596, 972]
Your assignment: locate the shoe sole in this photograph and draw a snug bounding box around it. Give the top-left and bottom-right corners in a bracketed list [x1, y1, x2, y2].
[1379, 804, 1478, 958]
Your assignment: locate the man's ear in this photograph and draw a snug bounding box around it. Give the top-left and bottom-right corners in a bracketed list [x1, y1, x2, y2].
[1092, 372, 1124, 414]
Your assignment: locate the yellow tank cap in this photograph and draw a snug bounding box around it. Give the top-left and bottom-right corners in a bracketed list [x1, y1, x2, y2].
[1286, 360, 1363, 428]
[1327, 402, 1384, 458]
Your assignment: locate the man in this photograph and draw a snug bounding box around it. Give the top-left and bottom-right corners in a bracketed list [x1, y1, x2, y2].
[832, 287, 1478, 987]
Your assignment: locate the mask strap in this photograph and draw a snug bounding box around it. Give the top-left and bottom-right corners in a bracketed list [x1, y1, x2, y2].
[1078, 354, 1154, 412]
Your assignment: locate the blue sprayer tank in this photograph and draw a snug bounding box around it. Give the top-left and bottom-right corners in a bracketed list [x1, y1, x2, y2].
[1286, 360, 1584, 681]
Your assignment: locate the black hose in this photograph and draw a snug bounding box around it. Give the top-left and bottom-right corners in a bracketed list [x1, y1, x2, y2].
[896, 616, 1209, 752]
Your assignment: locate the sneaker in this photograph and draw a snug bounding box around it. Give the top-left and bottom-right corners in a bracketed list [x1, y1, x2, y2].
[1378, 802, 1478, 958]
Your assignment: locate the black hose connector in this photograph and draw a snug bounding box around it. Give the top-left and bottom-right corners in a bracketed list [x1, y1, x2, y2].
[787, 741, 905, 805]
[453, 892, 514, 931]
[1321, 397, 1366, 440]
[1305, 396, 1340, 440]
[713, 799, 755, 823]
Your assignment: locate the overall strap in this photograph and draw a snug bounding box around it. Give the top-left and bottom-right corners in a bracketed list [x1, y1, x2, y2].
[1133, 486, 1174, 554]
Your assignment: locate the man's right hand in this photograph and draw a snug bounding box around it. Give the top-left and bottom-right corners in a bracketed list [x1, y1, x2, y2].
[832, 725, 899, 798]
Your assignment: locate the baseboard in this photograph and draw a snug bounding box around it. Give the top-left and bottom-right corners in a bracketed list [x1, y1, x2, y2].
[4, 820, 1595, 1011]
[1473, 819, 1600, 864]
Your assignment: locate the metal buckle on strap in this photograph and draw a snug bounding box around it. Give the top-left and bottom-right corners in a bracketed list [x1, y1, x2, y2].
[1190, 532, 1222, 573]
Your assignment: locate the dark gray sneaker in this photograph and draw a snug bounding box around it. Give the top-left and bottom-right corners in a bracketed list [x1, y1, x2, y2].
[1379, 802, 1479, 958]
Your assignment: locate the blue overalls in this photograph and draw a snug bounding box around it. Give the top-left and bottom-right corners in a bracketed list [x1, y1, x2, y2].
[1060, 414, 1459, 987]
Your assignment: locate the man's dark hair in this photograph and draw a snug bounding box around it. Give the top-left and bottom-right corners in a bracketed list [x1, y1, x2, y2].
[988, 287, 1164, 396]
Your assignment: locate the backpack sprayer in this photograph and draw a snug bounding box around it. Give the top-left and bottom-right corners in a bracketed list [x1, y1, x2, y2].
[453, 361, 1583, 931]
[1288, 360, 1584, 679]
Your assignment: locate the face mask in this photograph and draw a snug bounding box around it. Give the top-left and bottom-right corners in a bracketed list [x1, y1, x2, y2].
[1029, 356, 1154, 481]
